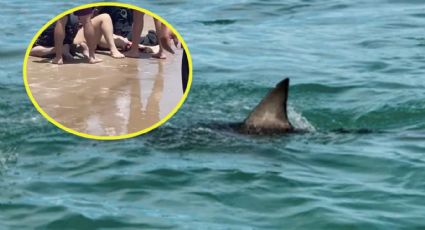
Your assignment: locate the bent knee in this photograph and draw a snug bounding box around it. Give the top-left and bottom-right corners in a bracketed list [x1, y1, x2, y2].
[97, 13, 112, 22]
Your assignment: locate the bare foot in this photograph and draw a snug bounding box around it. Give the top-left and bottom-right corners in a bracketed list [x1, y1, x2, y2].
[124, 49, 140, 58]
[111, 49, 125, 59]
[172, 36, 180, 48]
[88, 57, 103, 64]
[152, 52, 166, 59]
[160, 37, 175, 54]
[52, 56, 63, 65]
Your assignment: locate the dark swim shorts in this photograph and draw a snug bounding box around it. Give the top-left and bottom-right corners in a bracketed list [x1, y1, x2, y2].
[73, 8, 94, 16]
[96, 6, 133, 38]
[34, 15, 80, 47]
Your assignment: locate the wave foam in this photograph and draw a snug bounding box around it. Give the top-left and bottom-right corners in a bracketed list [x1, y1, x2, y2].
[288, 106, 316, 131]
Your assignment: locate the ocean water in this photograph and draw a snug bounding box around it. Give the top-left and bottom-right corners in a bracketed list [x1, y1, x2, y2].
[1, 0, 425, 229]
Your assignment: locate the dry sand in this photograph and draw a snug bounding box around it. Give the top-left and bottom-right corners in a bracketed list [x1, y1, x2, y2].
[26, 15, 185, 136]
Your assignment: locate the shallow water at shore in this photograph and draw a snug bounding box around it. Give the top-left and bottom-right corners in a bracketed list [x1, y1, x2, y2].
[1, 0, 425, 229]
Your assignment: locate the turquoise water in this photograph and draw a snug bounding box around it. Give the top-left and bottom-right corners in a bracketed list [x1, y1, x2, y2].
[2, 0, 425, 229]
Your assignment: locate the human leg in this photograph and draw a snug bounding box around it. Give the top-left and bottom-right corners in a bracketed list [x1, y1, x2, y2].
[52, 16, 68, 64]
[159, 23, 175, 54]
[151, 19, 166, 59]
[30, 46, 55, 57]
[78, 14, 102, 64]
[62, 44, 74, 60]
[95, 14, 124, 58]
[124, 10, 144, 58]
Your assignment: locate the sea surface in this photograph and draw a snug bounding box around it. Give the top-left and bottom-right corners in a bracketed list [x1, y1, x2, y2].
[1, 0, 425, 229]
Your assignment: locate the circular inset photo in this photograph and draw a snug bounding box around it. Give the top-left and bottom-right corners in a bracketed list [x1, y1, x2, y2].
[23, 3, 192, 140]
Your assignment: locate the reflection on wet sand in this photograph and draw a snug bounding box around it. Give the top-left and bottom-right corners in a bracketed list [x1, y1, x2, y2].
[26, 49, 183, 136]
[127, 61, 164, 134]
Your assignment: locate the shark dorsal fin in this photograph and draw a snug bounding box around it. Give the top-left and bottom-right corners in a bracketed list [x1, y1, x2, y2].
[242, 78, 293, 132]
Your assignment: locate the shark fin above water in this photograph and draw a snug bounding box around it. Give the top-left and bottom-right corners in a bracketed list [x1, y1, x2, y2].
[241, 78, 294, 134]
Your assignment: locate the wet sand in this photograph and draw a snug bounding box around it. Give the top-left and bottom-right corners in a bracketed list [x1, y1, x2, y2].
[26, 15, 184, 136]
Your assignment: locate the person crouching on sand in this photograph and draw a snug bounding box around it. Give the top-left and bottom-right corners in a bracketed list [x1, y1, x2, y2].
[30, 10, 124, 64]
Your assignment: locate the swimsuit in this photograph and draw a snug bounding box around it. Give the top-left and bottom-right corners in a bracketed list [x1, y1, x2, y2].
[34, 14, 80, 47]
[97, 6, 133, 38]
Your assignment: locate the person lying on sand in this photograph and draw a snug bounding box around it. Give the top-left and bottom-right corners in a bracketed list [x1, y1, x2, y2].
[30, 12, 124, 63]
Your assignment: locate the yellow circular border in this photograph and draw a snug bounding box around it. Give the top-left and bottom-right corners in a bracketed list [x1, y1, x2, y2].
[23, 2, 193, 140]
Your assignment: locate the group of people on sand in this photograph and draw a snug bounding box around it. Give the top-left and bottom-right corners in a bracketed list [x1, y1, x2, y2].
[30, 6, 179, 65]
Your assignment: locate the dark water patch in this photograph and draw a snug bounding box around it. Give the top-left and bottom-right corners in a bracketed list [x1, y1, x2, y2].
[275, 3, 311, 14]
[0, 48, 25, 59]
[298, 130, 381, 146]
[142, 123, 299, 154]
[197, 19, 238, 25]
[210, 169, 322, 188]
[381, 67, 414, 74]
[405, 36, 425, 47]
[417, 41, 425, 47]
[292, 83, 357, 94]
[0, 203, 39, 213]
[145, 168, 193, 178]
[21, 132, 79, 156]
[214, 169, 258, 183]
[215, 1, 306, 18]
[196, 65, 239, 74]
[67, 159, 137, 178]
[42, 157, 123, 178]
[409, 13, 425, 18]
[326, 3, 350, 10]
[387, 0, 425, 4]
[384, 23, 422, 29]
[301, 108, 370, 130]
[42, 213, 171, 230]
[96, 172, 193, 192]
[354, 101, 425, 129]
[354, 61, 390, 72]
[1, 204, 67, 226]
[23, 181, 102, 195]
[308, 152, 401, 179]
[150, 0, 185, 6]
[368, 80, 422, 89]
[331, 128, 378, 134]
[357, 39, 393, 49]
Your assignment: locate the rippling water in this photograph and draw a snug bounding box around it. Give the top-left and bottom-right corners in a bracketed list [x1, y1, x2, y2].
[1, 0, 425, 229]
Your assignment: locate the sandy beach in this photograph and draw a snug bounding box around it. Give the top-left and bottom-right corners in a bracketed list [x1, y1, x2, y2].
[26, 14, 184, 136]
